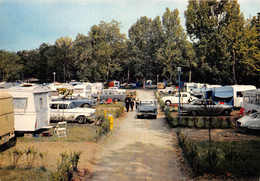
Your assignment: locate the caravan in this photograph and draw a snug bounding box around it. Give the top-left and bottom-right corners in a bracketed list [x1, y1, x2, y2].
[0, 91, 15, 145]
[242, 89, 260, 112]
[207, 85, 256, 108]
[4, 86, 50, 132]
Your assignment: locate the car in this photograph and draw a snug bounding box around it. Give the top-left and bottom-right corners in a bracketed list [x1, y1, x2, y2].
[181, 99, 233, 116]
[50, 100, 96, 124]
[236, 111, 260, 133]
[161, 92, 198, 106]
[136, 100, 157, 119]
[52, 98, 96, 108]
[158, 87, 176, 94]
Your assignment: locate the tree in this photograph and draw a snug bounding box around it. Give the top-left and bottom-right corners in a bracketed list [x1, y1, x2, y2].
[162, 8, 189, 83]
[184, 0, 252, 85]
[0, 50, 23, 81]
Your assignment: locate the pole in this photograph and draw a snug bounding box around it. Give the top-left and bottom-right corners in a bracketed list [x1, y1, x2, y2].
[177, 67, 181, 125]
[178, 71, 181, 125]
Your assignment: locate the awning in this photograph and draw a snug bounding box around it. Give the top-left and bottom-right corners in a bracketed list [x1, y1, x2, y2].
[213, 86, 233, 98]
[214, 91, 233, 98]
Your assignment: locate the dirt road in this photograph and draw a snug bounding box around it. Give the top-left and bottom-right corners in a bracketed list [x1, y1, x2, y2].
[90, 89, 188, 181]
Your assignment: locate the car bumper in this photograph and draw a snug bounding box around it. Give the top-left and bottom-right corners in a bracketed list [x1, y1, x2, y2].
[136, 112, 157, 116]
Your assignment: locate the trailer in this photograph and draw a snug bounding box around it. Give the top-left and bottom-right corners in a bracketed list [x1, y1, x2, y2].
[207, 85, 256, 108]
[5, 86, 50, 132]
[242, 89, 260, 113]
[0, 91, 15, 145]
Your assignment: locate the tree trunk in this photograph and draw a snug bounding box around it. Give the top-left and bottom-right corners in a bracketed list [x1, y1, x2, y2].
[232, 50, 237, 85]
[189, 70, 192, 83]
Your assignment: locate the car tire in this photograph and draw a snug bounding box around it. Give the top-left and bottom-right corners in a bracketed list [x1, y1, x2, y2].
[137, 115, 142, 119]
[222, 110, 230, 116]
[82, 103, 90, 108]
[114, 98, 119, 102]
[191, 111, 198, 116]
[165, 100, 171, 106]
[153, 115, 157, 119]
[241, 127, 247, 134]
[77, 116, 86, 124]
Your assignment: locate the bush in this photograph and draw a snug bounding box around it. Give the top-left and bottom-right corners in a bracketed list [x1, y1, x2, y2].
[51, 151, 82, 181]
[177, 130, 260, 177]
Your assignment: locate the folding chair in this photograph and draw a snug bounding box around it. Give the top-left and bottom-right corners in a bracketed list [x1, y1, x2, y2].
[57, 121, 67, 138]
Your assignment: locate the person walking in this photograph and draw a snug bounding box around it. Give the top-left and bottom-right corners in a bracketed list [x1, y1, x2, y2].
[125, 95, 131, 112]
[130, 95, 135, 111]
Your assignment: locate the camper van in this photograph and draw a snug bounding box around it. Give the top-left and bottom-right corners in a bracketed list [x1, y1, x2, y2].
[242, 89, 260, 112]
[5, 86, 50, 132]
[207, 85, 256, 108]
[0, 91, 15, 145]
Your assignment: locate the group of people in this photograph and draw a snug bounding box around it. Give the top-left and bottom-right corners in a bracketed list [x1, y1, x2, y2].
[124, 95, 137, 112]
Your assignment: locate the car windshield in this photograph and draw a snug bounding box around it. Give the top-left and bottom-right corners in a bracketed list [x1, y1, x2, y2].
[68, 102, 77, 109]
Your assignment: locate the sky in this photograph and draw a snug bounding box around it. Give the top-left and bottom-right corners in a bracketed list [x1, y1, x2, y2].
[0, 0, 259, 52]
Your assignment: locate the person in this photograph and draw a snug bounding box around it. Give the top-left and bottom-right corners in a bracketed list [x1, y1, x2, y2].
[130, 95, 135, 111]
[125, 95, 131, 112]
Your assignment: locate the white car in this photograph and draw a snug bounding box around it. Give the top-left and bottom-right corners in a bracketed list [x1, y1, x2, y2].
[103, 87, 126, 94]
[158, 87, 176, 94]
[50, 101, 96, 124]
[236, 111, 260, 133]
[161, 92, 198, 106]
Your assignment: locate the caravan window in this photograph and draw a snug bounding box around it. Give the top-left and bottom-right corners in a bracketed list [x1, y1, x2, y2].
[250, 94, 256, 104]
[244, 93, 250, 103]
[13, 98, 28, 109]
[236, 91, 243, 97]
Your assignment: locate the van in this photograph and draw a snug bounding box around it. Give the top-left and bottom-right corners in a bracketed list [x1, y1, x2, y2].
[0, 91, 15, 145]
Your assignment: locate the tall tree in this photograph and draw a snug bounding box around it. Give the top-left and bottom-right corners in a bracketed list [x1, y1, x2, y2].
[185, 0, 249, 85]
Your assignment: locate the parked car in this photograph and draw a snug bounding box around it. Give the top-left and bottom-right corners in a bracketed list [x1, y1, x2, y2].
[136, 100, 157, 119]
[161, 92, 198, 105]
[181, 99, 234, 116]
[52, 98, 96, 108]
[93, 92, 126, 102]
[50, 100, 96, 124]
[236, 111, 260, 133]
[158, 87, 176, 94]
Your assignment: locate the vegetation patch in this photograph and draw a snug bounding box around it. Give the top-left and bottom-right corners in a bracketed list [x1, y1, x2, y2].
[176, 129, 260, 178]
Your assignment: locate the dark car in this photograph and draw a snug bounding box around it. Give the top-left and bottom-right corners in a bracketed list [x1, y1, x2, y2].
[136, 100, 157, 119]
[52, 98, 96, 108]
[181, 99, 233, 116]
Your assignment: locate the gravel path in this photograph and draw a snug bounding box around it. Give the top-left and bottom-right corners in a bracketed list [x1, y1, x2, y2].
[90, 89, 188, 181]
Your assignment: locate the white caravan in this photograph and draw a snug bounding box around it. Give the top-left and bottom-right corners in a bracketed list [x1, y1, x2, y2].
[242, 89, 260, 113]
[3, 86, 50, 132]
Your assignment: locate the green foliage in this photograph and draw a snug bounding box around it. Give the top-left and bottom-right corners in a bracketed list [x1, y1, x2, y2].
[24, 146, 38, 167]
[51, 151, 82, 181]
[177, 130, 260, 177]
[7, 148, 23, 168]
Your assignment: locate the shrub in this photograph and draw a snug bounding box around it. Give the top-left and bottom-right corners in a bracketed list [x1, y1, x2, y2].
[8, 148, 23, 168]
[51, 151, 82, 181]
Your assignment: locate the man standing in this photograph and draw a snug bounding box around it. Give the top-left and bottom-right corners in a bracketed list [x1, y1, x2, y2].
[125, 95, 131, 112]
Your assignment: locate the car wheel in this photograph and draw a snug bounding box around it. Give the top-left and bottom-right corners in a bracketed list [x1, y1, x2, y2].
[241, 127, 247, 134]
[222, 110, 230, 116]
[153, 115, 157, 119]
[165, 100, 171, 106]
[137, 115, 141, 119]
[191, 111, 198, 116]
[114, 98, 119, 102]
[77, 116, 86, 124]
[82, 103, 90, 108]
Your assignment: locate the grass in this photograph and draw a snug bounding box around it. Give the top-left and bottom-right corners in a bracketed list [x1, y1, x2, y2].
[0, 167, 50, 181]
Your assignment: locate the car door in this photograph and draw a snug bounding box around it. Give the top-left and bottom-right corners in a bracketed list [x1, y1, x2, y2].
[181, 93, 189, 103]
[58, 103, 69, 120]
[50, 103, 60, 121]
